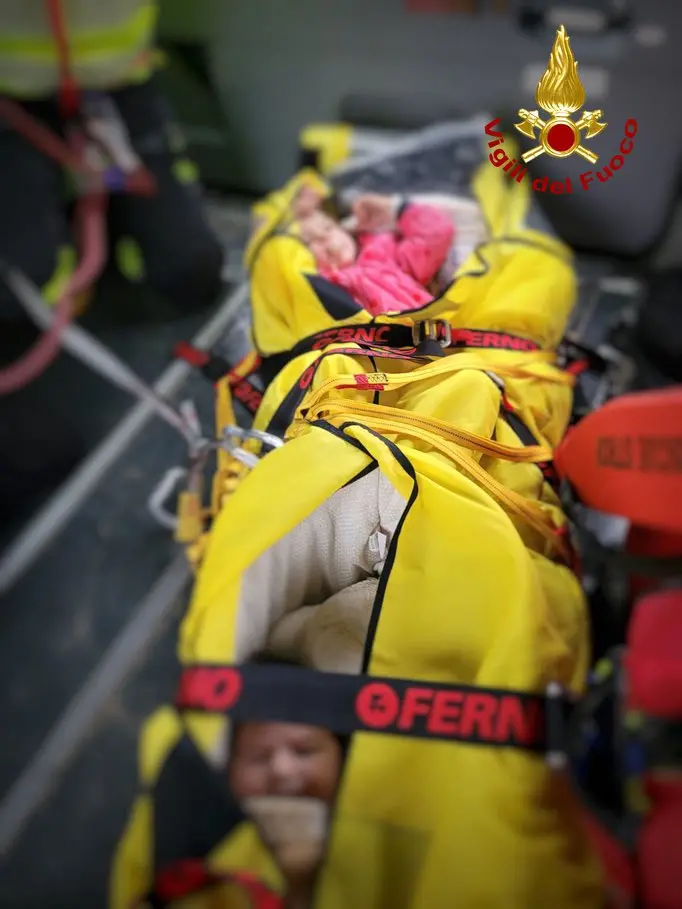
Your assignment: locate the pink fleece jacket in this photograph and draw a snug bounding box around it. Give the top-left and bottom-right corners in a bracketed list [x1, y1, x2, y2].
[320, 203, 455, 316]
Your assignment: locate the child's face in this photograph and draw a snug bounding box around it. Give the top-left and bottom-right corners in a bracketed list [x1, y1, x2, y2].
[229, 722, 342, 804]
[298, 212, 356, 269]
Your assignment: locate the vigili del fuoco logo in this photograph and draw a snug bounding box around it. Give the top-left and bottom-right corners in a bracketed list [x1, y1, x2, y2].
[485, 25, 638, 194]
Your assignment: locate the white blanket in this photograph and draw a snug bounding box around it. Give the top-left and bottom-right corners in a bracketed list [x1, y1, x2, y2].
[233, 470, 407, 674]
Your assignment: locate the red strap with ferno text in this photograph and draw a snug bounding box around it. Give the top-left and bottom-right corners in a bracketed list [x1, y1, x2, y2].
[175, 663, 570, 754]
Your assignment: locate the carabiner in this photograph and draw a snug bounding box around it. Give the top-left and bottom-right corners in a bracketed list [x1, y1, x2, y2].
[221, 425, 283, 469]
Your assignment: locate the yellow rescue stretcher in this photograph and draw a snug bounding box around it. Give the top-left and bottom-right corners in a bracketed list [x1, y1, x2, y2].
[110, 135, 603, 909]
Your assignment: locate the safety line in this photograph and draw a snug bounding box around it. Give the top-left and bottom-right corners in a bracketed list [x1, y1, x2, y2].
[0, 282, 248, 595]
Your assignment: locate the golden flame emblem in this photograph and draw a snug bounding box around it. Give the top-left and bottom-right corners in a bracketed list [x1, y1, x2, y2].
[515, 25, 607, 164]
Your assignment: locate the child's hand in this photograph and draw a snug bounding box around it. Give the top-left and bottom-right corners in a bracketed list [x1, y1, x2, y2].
[352, 194, 396, 232]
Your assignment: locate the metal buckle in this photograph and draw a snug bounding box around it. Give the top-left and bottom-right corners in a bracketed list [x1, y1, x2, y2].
[147, 425, 284, 531]
[411, 320, 452, 348]
[221, 425, 284, 469]
[545, 681, 570, 771]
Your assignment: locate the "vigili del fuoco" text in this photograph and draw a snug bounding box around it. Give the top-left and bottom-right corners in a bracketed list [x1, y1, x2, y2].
[484, 117, 639, 193]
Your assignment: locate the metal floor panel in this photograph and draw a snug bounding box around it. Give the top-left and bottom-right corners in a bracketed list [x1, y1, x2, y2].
[0, 588, 187, 909]
[0, 372, 209, 795]
[0, 293, 255, 805]
[0, 299, 252, 905]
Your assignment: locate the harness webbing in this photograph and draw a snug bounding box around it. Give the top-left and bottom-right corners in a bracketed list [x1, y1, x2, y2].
[175, 662, 571, 755]
[260, 323, 543, 385]
[173, 333, 563, 494]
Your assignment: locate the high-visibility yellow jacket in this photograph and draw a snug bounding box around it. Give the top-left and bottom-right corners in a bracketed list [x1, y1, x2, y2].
[0, 0, 157, 97]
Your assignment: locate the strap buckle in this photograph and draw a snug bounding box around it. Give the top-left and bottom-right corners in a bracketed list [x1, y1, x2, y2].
[545, 681, 570, 770]
[411, 320, 452, 348]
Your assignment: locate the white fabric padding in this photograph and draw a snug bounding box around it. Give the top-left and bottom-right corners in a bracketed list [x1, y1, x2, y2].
[267, 578, 378, 674]
[423, 193, 489, 283]
[234, 469, 407, 672]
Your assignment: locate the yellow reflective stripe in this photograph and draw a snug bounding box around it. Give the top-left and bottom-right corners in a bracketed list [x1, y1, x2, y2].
[116, 237, 146, 282]
[43, 246, 95, 314]
[0, 55, 155, 98]
[172, 157, 199, 185]
[0, 4, 157, 62]
[42, 245, 77, 306]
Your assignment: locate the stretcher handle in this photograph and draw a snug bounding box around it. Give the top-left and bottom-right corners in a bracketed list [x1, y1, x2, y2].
[148, 467, 188, 530]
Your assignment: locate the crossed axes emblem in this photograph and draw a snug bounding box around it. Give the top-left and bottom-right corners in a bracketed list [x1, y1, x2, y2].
[515, 108, 607, 164]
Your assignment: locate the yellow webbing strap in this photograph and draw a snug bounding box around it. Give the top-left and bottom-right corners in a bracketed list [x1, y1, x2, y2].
[302, 397, 553, 464]
[296, 353, 573, 415]
[213, 378, 250, 511]
[177, 379, 256, 570]
[293, 351, 572, 446]
[291, 360, 574, 563]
